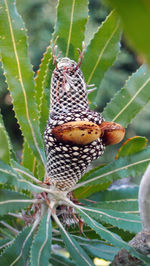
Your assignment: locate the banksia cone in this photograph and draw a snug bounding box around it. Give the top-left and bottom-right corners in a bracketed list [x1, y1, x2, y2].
[44, 45, 125, 191]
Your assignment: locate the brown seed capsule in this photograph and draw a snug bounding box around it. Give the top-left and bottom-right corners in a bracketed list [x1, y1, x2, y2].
[51, 121, 101, 145]
[99, 121, 125, 145]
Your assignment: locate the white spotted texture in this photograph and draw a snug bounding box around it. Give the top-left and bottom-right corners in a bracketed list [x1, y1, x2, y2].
[44, 57, 105, 191]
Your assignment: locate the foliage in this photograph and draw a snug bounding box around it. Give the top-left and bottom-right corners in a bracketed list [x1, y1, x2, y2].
[0, 0, 150, 265]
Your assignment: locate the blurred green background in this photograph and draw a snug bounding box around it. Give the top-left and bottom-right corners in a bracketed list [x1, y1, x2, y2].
[0, 0, 149, 162]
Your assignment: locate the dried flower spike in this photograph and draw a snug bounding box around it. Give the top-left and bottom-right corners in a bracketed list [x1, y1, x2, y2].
[44, 43, 125, 191]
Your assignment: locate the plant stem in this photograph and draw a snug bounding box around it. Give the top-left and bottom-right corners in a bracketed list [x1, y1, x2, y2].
[139, 164, 150, 231]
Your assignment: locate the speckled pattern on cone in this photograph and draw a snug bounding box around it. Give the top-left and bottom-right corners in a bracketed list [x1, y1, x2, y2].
[44, 57, 105, 191]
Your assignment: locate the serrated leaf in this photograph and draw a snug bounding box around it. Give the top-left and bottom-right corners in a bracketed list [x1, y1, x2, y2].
[0, 114, 10, 164]
[11, 158, 39, 183]
[34, 45, 52, 134]
[116, 136, 148, 159]
[83, 243, 119, 262]
[89, 199, 139, 214]
[109, 0, 150, 64]
[91, 186, 139, 202]
[53, 0, 88, 60]
[74, 164, 111, 199]
[51, 254, 76, 266]
[30, 210, 52, 266]
[82, 10, 122, 103]
[60, 229, 94, 266]
[80, 206, 141, 234]
[73, 147, 150, 196]
[0, 189, 32, 216]
[0, 238, 12, 252]
[22, 141, 37, 176]
[77, 208, 150, 264]
[0, 159, 42, 193]
[0, 0, 46, 165]
[102, 65, 150, 127]
[0, 226, 33, 265]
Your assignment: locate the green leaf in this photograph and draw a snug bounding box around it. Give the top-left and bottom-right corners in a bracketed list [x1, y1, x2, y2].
[30, 210, 52, 266]
[77, 208, 150, 263]
[109, 0, 150, 64]
[51, 254, 76, 266]
[34, 45, 52, 134]
[91, 186, 139, 202]
[0, 238, 12, 252]
[74, 164, 111, 199]
[60, 227, 94, 266]
[22, 141, 37, 176]
[0, 160, 43, 193]
[0, 114, 10, 164]
[0, 0, 46, 165]
[116, 136, 148, 159]
[53, 0, 88, 60]
[89, 199, 139, 214]
[73, 147, 150, 196]
[80, 206, 141, 234]
[0, 189, 32, 216]
[0, 226, 33, 265]
[82, 10, 122, 102]
[11, 159, 39, 183]
[83, 243, 119, 262]
[102, 65, 150, 127]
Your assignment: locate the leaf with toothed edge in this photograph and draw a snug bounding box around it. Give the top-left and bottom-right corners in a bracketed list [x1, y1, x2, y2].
[22, 141, 37, 177]
[51, 254, 76, 266]
[60, 228, 94, 266]
[82, 243, 119, 262]
[89, 186, 139, 202]
[0, 226, 34, 265]
[34, 45, 52, 135]
[74, 147, 150, 198]
[0, 114, 10, 164]
[103, 65, 150, 127]
[0, 159, 43, 193]
[0, 189, 32, 216]
[79, 206, 142, 234]
[30, 211, 52, 266]
[53, 0, 89, 60]
[0, 0, 46, 166]
[88, 199, 139, 214]
[116, 136, 148, 159]
[10, 158, 39, 184]
[77, 208, 150, 263]
[0, 239, 12, 251]
[81, 10, 122, 103]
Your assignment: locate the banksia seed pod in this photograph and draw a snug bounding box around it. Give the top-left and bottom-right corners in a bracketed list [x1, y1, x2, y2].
[44, 45, 125, 191]
[99, 122, 125, 146]
[51, 121, 101, 145]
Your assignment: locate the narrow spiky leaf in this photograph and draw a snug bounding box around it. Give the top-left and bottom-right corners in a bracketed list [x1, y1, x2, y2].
[0, 189, 32, 215]
[34, 45, 52, 134]
[116, 136, 148, 159]
[82, 10, 122, 102]
[30, 210, 52, 266]
[0, 0, 46, 165]
[0, 160, 42, 193]
[103, 65, 150, 127]
[53, 0, 89, 60]
[77, 208, 150, 264]
[73, 147, 150, 197]
[79, 206, 141, 234]
[0, 226, 33, 265]
[0, 114, 10, 164]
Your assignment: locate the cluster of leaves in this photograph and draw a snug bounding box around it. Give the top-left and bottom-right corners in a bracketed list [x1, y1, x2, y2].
[0, 0, 150, 265]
